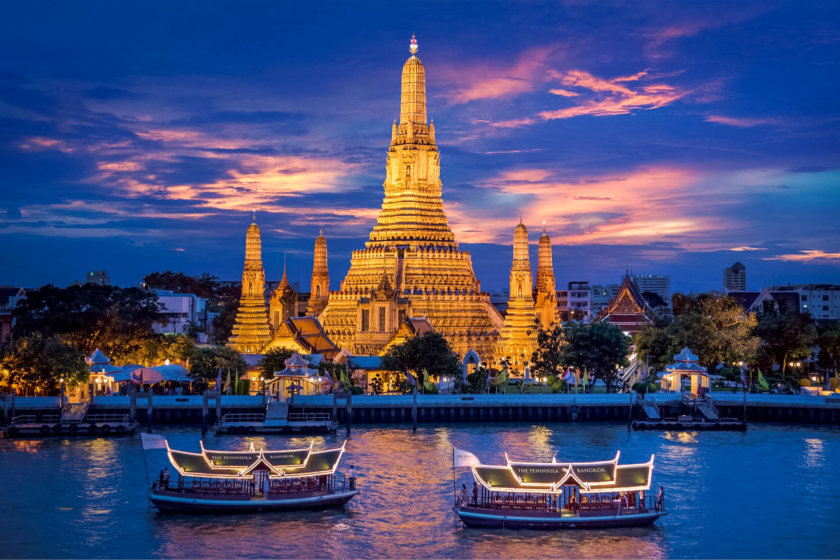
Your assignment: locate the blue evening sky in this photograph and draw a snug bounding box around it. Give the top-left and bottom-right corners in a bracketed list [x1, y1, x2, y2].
[1, 1, 839, 293]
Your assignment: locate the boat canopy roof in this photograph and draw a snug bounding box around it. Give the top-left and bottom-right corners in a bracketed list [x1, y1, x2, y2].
[471, 451, 654, 494]
[164, 440, 346, 479]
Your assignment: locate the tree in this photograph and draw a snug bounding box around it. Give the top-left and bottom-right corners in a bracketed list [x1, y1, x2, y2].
[258, 347, 295, 379]
[381, 332, 461, 394]
[756, 309, 817, 380]
[1, 334, 88, 395]
[560, 322, 630, 392]
[12, 284, 163, 363]
[212, 284, 241, 344]
[635, 293, 760, 374]
[817, 322, 840, 386]
[188, 346, 247, 387]
[530, 325, 565, 380]
[143, 271, 218, 299]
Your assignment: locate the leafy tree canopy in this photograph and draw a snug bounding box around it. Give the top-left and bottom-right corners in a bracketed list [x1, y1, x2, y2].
[12, 284, 163, 363]
[1, 334, 88, 395]
[530, 325, 565, 380]
[560, 322, 630, 392]
[258, 347, 295, 379]
[381, 332, 461, 393]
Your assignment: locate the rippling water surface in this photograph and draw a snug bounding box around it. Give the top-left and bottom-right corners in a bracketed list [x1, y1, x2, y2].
[1, 423, 838, 558]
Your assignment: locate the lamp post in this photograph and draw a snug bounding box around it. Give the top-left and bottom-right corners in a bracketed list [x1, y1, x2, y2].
[59, 377, 65, 406]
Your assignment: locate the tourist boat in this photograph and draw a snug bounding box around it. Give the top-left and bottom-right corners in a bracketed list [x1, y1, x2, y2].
[453, 449, 666, 529]
[147, 437, 358, 513]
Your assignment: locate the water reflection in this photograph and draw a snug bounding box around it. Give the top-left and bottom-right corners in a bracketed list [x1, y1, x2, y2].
[1, 424, 839, 558]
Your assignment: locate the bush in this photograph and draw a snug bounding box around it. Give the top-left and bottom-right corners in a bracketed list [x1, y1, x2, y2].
[632, 381, 649, 393]
[830, 377, 838, 390]
[236, 379, 250, 395]
[799, 378, 811, 387]
[647, 383, 658, 393]
[424, 384, 439, 395]
[350, 386, 364, 395]
[192, 379, 208, 394]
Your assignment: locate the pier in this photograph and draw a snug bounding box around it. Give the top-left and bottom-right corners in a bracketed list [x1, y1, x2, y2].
[1, 393, 839, 436]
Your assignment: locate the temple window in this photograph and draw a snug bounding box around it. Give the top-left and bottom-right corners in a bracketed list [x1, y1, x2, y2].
[361, 309, 369, 332]
[379, 306, 386, 332]
[316, 285, 321, 298]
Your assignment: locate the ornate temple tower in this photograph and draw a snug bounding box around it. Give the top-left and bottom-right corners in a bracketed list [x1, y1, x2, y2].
[534, 227, 558, 327]
[269, 261, 298, 330]
[228, 215, 272, 353]
[319, 36, 503, 357]
[306, 229, 330, 317]
[494, 220, 538, 369]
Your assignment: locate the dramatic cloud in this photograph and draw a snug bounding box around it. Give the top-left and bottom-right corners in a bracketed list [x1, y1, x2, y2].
[764, 250, 840, 263]
[706, 115, 780, 127]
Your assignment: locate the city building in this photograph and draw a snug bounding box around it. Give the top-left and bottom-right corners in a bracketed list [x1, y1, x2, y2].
[589, 284, 619, 315]
[71, 269, 110, 287]
[598, 275, 655, 335]
[724, 262, 746, 292]
[152, 290, 209, 341]
[631, 274, 671, 302]
[0, 286, 25, 344]
[494, 221, 538, 370]
[228, 215, 272, 353]
[774, 284, 840, 321]
[567, 282, 591, 321]
[318, 36, 503, 359]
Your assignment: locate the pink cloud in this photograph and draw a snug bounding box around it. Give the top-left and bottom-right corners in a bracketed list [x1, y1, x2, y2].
[763, 250, 840, 263]
[19, 137, 75, 153]
[442, 46, 557, 104]
[706, 115, 780, 127]
[549, 88, 579, 97]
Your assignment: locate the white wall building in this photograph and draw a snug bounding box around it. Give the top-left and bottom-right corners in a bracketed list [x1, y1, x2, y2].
[153, 290, 209, 340]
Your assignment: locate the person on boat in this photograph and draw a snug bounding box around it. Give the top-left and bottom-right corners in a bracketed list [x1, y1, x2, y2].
[158, 470, 165, 488]
[349, 465, 356, 490]
[162, 467, 170, 488]
[656, 486, 665, 511]
[472, 482, 479, 506]
[568, 494, 578, 514]
[460, 484, 468, 506]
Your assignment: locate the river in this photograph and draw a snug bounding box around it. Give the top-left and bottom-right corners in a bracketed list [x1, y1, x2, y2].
[0, 423, 837, 558]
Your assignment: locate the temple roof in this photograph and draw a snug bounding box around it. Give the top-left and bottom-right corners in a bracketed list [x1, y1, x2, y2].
[598, 275, 655, 333]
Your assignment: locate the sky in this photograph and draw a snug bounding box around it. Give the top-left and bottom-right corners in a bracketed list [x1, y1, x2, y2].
[1, 0, 839, 294]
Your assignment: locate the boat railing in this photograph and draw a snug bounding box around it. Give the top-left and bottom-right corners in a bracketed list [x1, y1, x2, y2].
[84, 413, 130, 424]
[219, 413, 265, 424]
[288, 412, 333, 422]
[462, 493, 665, 515]
[153, 473, 354, 496]
[11, 414, 59, 425]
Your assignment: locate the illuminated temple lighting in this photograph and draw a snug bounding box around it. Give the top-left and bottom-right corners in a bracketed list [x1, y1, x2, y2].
[318, 36, 503, 358]
[228, 215, 272, 353]
[494, 220, 538, 369]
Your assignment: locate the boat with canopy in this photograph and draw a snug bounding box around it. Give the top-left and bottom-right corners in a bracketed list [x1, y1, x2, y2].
[144, 435, 358, 513]
[453, 449, 666, 529]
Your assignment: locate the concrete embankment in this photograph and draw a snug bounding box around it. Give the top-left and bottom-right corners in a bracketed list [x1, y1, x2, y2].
[2, 393, 839, 427]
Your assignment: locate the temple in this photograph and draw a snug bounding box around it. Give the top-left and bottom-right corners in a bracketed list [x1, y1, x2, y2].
[228, 215, 272, 353]
[269, 259, 297, 331]
[319, 35, 502, 358]
[598, 274, 655, 335]
[534, 226, 558, 327]
[306, 230, 330, 317]
[494, 220, 538, 369]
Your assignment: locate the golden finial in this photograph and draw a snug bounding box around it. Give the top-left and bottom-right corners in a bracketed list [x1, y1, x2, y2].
[410, 33, 418, 55]
[252, 209, 256, 222]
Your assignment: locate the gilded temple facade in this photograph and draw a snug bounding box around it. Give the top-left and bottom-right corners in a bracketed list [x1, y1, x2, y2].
[228, 217, 272, 353]
[534, 228, 558, 327]
[319, 36, 503, 358]
[494, 221, 538, 369]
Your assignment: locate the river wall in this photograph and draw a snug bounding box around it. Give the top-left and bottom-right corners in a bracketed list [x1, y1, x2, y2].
[3, 393, 839, 426]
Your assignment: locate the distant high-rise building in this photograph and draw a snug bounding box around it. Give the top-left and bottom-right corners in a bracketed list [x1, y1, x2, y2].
[724, 262, 746, 292]
[631, 274, 671, 302]
[567, 281, 591, 321]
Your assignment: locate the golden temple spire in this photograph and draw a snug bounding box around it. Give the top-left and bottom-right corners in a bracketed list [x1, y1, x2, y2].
[401, 34, 426, 126]
[229, 217, 271, 353]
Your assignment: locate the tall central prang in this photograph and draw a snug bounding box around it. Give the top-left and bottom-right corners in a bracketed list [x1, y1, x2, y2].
[320, 36, 502, 358]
